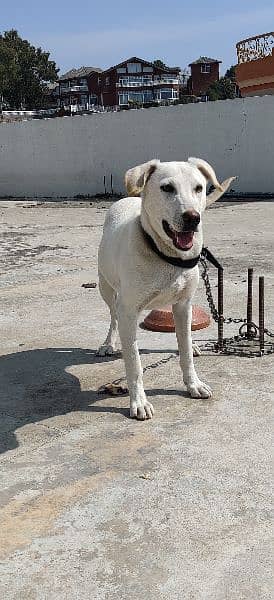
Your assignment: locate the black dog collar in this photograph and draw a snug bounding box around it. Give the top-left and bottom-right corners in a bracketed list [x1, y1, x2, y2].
[142, 227, 201, 269]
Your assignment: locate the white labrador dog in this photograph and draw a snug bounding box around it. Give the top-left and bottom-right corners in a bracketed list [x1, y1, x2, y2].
[98, 158, 235, 419]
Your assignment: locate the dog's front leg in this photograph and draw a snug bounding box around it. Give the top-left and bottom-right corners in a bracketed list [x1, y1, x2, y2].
[117, 302, 154, 420]
[173, 300, 212, 399]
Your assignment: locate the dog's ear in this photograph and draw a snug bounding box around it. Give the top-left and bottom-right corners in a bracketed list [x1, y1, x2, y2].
[206, 177, 237, 207]
[188, 157, 223, 191]
[125, 159, 160, 196]
[188, 157, 236, 207]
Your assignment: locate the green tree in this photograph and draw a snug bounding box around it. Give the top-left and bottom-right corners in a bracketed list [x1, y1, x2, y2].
[206, 73, 237, 101]
[225, 65, 236, 81]
[153, 59, 166, 69]
[0, 29, 59, 109]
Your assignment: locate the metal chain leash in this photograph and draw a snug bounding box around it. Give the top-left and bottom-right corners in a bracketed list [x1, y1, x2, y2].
[99, 352, 178, 394]
[199, 256, 219, 322]
[111, 352, 178, 386]
[199, 256, 274, 336]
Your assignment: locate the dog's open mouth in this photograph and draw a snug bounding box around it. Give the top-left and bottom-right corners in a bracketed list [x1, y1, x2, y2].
[162, 220, 195, 251]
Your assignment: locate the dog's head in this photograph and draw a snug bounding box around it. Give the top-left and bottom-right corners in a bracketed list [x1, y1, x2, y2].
[125, 158, 235, 253]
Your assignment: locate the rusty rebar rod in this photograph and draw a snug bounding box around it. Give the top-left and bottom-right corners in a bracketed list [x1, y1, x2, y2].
[218, 267, 224, 350]
[259, 276, 265, 354]
[103, 175, 107, 195]
[247, 268, 253, 338]
[110, 174, 114, 196]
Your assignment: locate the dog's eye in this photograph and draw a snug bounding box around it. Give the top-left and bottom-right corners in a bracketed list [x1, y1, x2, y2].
[195, 184, 203, 193]
[161, 183, 175, 194]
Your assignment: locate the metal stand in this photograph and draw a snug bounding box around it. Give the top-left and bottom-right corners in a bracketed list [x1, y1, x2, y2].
[200, 247, 273, 357]
[102, 174, 115, 197]
[247, 268, 253, 339]
[259, 276, 265, 354]
[217, 267, 224, 350]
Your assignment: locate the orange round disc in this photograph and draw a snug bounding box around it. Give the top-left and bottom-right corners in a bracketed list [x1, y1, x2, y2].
[142, 305, 210, 332]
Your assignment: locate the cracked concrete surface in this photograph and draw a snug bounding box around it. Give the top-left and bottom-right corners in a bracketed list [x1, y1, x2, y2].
[0, 199, 273, 599]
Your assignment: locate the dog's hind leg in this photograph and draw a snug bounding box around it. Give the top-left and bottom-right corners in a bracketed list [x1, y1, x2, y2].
[97, 271, 119, 356]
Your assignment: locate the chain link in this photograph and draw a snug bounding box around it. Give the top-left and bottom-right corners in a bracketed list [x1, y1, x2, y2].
[199, 257, 219, 322]
[200, 338, 274, 357]
[142, 352, 178, 373]
[263, 327, 274, 338]
[112, 352, 178, 386]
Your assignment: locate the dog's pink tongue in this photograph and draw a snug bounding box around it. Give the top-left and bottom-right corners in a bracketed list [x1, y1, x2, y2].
[175, 231, 194, 250]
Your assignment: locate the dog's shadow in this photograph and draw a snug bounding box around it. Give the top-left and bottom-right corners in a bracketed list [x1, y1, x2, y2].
[0, 346, 183, 454]
[0, 347, 127, 454]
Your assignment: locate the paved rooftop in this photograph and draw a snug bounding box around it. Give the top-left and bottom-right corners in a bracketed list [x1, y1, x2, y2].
[0, 198, 273, 599]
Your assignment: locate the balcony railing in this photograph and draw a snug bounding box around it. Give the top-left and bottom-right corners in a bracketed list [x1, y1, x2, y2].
[236, 32, 274, 64]
[154, 78, 179, 85]
[60, 84, 89, 93]
[117, 80, 153, 87]
[70, 85, 88, 92]
[116, 78, 179, 88]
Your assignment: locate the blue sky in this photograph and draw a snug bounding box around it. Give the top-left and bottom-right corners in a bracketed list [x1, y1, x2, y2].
[1, 1, 273, 74]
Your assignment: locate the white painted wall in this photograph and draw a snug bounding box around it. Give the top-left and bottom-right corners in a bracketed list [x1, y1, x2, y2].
[0, 95, 273, 197]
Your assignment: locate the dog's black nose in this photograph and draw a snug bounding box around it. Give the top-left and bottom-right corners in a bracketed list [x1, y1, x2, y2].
[182, 209, 200, 229]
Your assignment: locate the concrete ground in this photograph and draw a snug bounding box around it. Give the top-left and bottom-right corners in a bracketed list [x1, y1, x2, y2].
[0, 198, 273, 600]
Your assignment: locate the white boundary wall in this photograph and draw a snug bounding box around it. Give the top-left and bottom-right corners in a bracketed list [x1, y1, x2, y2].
[0, 96, 273, 197]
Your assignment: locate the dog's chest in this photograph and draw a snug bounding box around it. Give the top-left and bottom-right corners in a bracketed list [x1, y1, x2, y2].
[143, 271, 196, 310]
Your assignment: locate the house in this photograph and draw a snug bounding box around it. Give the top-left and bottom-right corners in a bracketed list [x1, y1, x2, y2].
[58, 57, 187, 110]
[188, 57, 221, 97]
[59, 66, 102, 109]
[236, 32, 274, 97]
[100, 57, 180, 107]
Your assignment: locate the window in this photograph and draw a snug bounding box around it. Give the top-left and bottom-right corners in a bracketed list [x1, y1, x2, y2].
[118, 93, 129, 105]
[143, 90, 153, 101]
[89, 94, 98, 105]
[117, 67, 126, 74]
[128, 76, 142, 83]
[127, 62, 142, 73]
[129, 92, 143, 102]
[118, 90, 154, 105]
[105, 76, 110, 85]
[155, 88, 178, 100]
[201, 64, 211, 73]
[143, 66, 153, 73]
[155, 88, 170, 100]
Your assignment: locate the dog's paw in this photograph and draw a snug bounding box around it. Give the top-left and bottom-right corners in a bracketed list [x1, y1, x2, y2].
[130, 400, 154, 420]
[97, 344, 119, 357]
[186, 379, 212, 399]
[192, 342, 202, 357]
